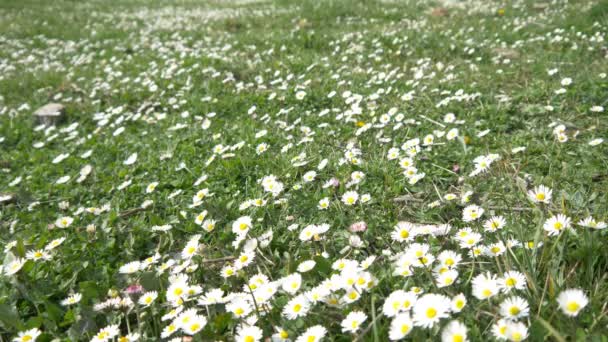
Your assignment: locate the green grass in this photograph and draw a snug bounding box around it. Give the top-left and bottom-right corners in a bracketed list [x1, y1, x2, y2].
[0, 0, 607, 341]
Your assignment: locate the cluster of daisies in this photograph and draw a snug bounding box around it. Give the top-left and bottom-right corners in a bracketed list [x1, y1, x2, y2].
[3, 0, 608, 341]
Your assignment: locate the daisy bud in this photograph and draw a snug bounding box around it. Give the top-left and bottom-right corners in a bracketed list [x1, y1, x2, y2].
[349, 221, 368, 233]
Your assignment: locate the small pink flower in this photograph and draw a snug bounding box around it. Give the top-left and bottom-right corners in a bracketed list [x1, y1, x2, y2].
[349, 221, 367, 233]
[124, 283, 143, 295]
[329, 177, 340, 187]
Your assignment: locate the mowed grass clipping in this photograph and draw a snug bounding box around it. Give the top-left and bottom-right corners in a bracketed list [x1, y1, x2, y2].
[0, 0, 607, 341]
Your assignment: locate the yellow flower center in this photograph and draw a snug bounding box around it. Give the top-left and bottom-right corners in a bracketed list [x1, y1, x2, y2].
[509, 306, 520, 315]
[400, 230, 409, 239]
[293, 304, 302, 312]
[190, 323, 201, 332]
[505, 278, 516, 287]
[426, 308, 437, 318]
[280, 331, 289, 339]
[482, 289, 492, 297]
[452, 335, 464, 342]
[536, 193, 545, 201]
[401, 324, 410, 334]
[235, 308, 244, 315]
[566, 301, 580, 313]
[245, 336, 255, 342]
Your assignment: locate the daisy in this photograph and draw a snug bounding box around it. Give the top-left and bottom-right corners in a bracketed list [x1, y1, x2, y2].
[499, 271, 527, 292]
[441, 320, 467, 342]
[119, 261, 142, 274]
[491, 318, 509, 340]
[505, 321, 528, 342]
[226, 298, 252, 318]
[391, 221, 416, 242]
[438, 250, 462, 268]
[483, 216, 506, 232]
[387, 147, 400, 160]
[232, 216, 253, 236]
[543, 214, 571, 236]
[457, 232, 482, 249]
[341, 311, 368, 333]
[578, 216, 607, 230]
[412, 293, 451, 328]
[527, 185, 552, 204]
[451, 293, 467, 312]
[5, 258, 26, 276]
[13, 328, 42, 342]
[55, 216, 74, 228]
[499, 296, 529, 320]
[91, 324, 120, 342]
[202, 219, 216, 232]
[146, 182, 158, 193]
[283, 295, 310, 320]
[194, 210, 208, 225]
[117, 333, 140, 342]
[341, 191, 359, 206]
[138, 291, 158, 306]
[272, 326, 290, 341]
[303, 171, 317, 182]
[472, 272, 499, 300]
[588, 138, 604, 146]
[182, 315, 207, 335]
[26, 249, 51, 261]
[61, 293, 82, 306]
[557, 289, 588, 317]
[485, 242, 506, 257]
[281, 273, 302, 294]
[256, 143, 269, 155]
[234, 251, 255, 269]
[295, 325, 326, 342]
[436, 270, 458, 288]
[318, 197, 330, 210]
[462, 205, 484, 222]
[305, 286, 330, 303]
[297, 260, 316, 273]
[388, 313, 413, 340]
[236, 325, 263, 342]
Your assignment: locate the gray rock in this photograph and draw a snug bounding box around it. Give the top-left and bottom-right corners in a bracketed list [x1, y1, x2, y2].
[33, 103, 65, 126]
